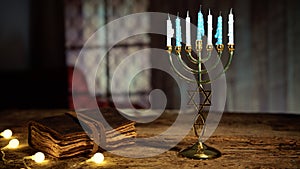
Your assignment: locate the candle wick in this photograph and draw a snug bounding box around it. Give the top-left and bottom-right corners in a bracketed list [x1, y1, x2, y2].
[219, 11, 222, 16]
[209, 9, 211, 15]
[177, 12, 179, 17]
[168, 13, 170, 20]
[200, 5, 202, 11]
[187, 11, 189, 17]
[230, 8, 233, 14]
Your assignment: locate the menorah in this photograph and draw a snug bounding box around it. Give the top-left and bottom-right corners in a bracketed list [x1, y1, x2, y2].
[167, 40, 234, 159]
[166, 38, 234, 159]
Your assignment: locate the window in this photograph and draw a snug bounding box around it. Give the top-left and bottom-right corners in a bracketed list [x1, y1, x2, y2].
[65, 0, 151, 108]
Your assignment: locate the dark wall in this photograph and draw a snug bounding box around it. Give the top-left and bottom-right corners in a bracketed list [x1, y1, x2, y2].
[0, 0, 30, 71]
[149, 0, 300, 113]
[0, 0, 68, 109]
[1, 0, 300, 113]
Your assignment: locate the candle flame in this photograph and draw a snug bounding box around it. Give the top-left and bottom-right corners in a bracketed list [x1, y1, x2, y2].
[209, 9, 211, 15]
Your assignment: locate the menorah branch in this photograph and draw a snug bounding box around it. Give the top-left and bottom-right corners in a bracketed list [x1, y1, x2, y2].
[167, 44, 234, 85]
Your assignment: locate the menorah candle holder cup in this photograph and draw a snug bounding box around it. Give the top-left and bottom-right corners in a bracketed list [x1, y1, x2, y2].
[167, 40, 234, 159]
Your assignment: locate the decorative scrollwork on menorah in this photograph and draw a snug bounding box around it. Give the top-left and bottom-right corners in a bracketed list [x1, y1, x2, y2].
[167, 41, 234, 85]
[166, 39, 234, 159]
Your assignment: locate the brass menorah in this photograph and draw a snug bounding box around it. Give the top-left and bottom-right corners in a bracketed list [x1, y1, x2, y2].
[166, 40, 234, 159]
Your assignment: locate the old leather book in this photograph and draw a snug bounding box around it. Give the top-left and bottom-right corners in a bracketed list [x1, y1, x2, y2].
[28, 108, 137, 158]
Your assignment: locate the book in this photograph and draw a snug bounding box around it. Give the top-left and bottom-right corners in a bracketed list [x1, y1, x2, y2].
[28, 108, 137, 158]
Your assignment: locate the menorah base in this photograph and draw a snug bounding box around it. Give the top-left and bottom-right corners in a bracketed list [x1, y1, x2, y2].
[179, 141, 221, 159]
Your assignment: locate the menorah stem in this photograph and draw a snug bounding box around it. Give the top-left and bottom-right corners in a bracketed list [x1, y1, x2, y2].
[193, 111, 205, 137]
[198, 52, 202, 88]
[196, 40, 203, 87]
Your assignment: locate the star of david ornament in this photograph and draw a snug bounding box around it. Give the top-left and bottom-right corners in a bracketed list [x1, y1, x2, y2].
[187, 86, 211, 112]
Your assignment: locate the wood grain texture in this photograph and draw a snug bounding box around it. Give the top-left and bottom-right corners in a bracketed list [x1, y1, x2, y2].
[0, 110, 299, 169]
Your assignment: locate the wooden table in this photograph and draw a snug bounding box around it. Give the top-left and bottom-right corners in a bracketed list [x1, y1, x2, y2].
[0, 110, 299, 169]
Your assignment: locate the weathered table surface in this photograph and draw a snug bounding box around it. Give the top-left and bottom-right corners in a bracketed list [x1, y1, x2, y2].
[0, 110, 299, 169]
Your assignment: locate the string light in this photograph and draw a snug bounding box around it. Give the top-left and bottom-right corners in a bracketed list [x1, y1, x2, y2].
[23, 152, 46, 169]
[32, 152, 45, 163]
[0, 129, 12, 139]
[72, 152, 105, 168]
[1, 138, 20, 163]
[7, 139, 19, 149]
[88, 152, 104, 164]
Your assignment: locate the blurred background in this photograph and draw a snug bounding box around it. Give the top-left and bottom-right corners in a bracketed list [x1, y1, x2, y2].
[0, 0, 299, 114]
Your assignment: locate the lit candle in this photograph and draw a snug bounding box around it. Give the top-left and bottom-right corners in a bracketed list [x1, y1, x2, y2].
[207, 9, 213, 45]
[215, 13, 223, 45]
[197, 6, 205, 40]
[228, 8, 234, 45]
[175, 13, 182, 46]
[185, 11, 191, 46]
[166, 14, 174, 46]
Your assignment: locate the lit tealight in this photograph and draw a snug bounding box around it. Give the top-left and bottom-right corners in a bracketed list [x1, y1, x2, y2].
[32, 152, 45, 163]
[0, 129, 12, 139]
[90, 153, 104, 164]
[8, 139, 19, 149]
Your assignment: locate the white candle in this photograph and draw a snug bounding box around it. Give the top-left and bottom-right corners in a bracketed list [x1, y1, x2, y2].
[228, 9, 234, 45]
[207, 9, 213, 45]
[166, 14, 174, 46]
[185, 11, 191, 46]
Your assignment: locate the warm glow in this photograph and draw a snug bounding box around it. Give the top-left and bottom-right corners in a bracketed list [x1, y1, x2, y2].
[90, 153, 104, 164]
[8, 139, 19, 149]
[1, 129, 12, 139]
[32, 152, 45, 163]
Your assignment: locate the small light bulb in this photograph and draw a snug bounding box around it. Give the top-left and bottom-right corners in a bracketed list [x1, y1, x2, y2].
[32, 152, 45, 163]
[8, 139, 19, 149]
[1, 129, 12, 139]
[90, 153, 104, 164]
